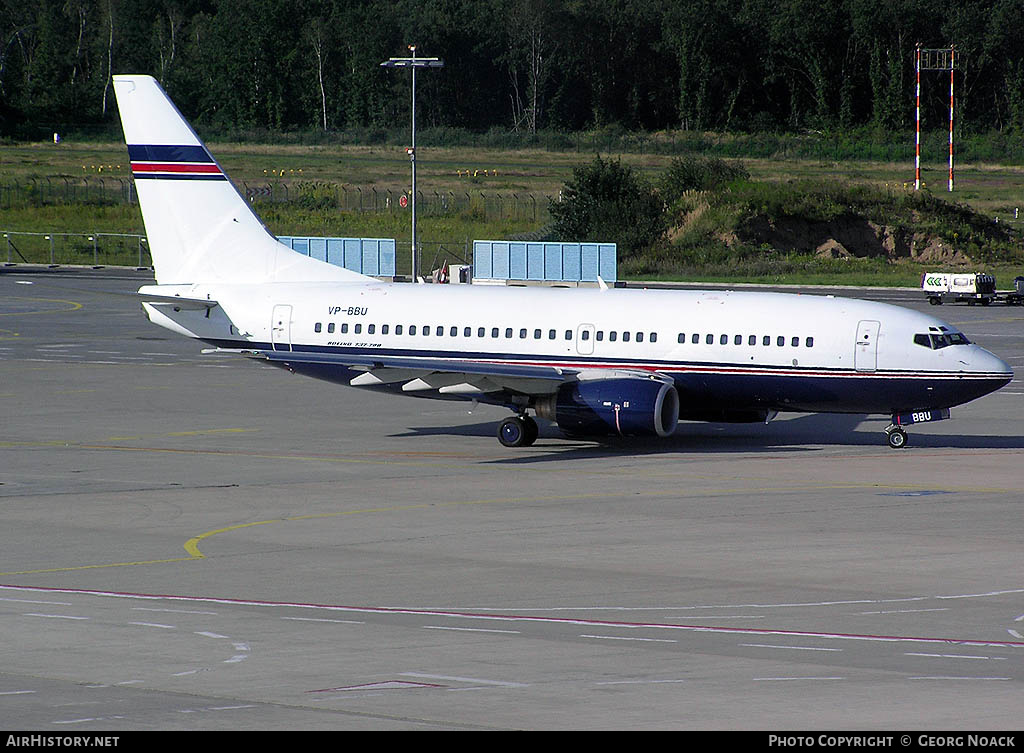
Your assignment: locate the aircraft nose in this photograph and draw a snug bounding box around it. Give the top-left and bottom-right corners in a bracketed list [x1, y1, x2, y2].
[973, 347, 1013, 380]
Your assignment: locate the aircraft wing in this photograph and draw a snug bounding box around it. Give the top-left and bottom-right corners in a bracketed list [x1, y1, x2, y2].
[236, 348, 573, 397]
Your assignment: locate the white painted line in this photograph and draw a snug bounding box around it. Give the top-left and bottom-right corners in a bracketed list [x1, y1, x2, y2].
[133, 607, 218, 615]
[741, 643, 842, 652]
[224, 655, 248, 664]
[910, 676, 1011, 681]
[580, 634, 677, 643]
[172, 670, 200, 676]
[0, 690, 36, 695]
[209, 705, 257, 711]
[1009, 630, 1023, 640]
[423, 626, 521, 634]
[0, 598, 72, 605]
[129, 621, 175, 629]
[281, 616, 365, 625]
[400, 672, 528, 688]
[195, 631, 229, 639]
[595, 679, 688, 686]
[116, 680, 144, 685]
[858, 608, 950, 615]
[52, 719, 95, 725]
[753, 677, 845, 681]
[905, 653, 1005, 660]
[23, 613, 88, 620]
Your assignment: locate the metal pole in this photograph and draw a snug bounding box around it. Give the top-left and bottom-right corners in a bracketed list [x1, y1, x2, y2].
[915, 44, 921, 191]
[380, 48, 443, 282]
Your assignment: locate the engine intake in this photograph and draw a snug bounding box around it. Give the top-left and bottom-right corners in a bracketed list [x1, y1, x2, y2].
[536, 377, 679, 438]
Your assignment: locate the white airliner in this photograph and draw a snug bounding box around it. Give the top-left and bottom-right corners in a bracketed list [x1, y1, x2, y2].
[114, 75, 1012, 449]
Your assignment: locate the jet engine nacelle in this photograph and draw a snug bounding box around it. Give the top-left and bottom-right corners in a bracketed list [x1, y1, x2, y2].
[536, 377, 679, 437]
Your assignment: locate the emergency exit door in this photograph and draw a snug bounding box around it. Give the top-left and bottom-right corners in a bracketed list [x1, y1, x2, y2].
[271, 304, 293, 352]
[855, 320, 879, 371]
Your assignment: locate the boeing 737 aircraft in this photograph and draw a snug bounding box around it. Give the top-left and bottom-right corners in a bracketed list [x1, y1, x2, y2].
[114, 75, 1012, 449]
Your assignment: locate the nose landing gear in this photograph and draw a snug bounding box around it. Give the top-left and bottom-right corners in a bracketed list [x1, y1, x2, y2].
[885, 425, 908, 449]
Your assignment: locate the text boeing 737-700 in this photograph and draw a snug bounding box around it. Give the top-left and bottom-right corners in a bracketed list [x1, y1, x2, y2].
[114, 74, 1012, 449]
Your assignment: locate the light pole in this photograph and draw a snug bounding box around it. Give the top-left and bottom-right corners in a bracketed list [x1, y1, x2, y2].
[381, 46, 444, 281]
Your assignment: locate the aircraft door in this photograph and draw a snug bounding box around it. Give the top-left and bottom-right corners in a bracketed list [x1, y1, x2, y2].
[576, 323, 595, 355]
[271, 304, 293, 352]
[854, 320, 880, 371]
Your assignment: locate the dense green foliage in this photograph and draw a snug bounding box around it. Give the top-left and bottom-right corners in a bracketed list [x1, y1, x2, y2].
[4, 0, 1024, 141]
[549, 156, 666, 257]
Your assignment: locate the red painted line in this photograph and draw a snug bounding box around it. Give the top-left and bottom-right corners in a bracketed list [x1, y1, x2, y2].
[4, 584, 1023, 650]
[131, 162, 221, 174]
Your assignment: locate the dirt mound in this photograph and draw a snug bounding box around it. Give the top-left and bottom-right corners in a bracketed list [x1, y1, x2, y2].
[739, 215, 970, 264]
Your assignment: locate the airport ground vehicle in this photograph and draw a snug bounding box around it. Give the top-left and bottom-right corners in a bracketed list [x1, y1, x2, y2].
[922, 272, 996, 306]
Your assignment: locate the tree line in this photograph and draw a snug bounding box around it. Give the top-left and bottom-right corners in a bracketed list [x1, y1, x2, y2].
[3, 0, 1023, 140]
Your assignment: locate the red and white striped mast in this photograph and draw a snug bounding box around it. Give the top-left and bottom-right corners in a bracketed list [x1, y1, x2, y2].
[948, 45, 955, 192]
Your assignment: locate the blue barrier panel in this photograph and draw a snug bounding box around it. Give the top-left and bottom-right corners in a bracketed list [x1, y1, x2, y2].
[580, 244, 599, 281]
[509, 243, 527, 279]
[279, 236, 396, 276]
[474, 240, 616, 282]
[599, 244, 617, 282]
[492, 242, 510, 280]
[309, 237, 327, 262]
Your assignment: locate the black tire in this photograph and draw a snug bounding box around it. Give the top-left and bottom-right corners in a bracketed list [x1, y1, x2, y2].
[522, 415, 539, 446]
[981, 297, 991, 306]
[928, 296, 941, 306]
[886, 428, 908, 449]
[498, 416, 528, 447]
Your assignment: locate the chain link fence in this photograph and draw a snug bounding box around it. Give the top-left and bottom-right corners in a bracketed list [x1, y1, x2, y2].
[1, 231, 150, 268]
[0, 176, 552, 223]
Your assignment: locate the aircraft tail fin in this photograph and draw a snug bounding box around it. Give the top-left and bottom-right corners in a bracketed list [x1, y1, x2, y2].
[112, 75, 368, 285]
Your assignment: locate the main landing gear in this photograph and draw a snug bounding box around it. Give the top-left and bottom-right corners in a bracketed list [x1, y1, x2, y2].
[497, 414, 539, 447]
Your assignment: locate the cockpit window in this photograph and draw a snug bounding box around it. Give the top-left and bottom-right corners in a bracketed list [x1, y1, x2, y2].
[914, 332, 971, 349]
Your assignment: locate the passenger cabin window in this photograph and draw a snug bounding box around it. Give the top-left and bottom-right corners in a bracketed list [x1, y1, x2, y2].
[720, 334, 728, 345]
[805, 337, 813, 347]
[354, 324, 362, 334]
[623, 332, 631, 342]
[382, 325, 390, 335]
[777, 336, 785, 346]
[636, 332, 644, 343]
[763, 335, 771, 346]
[548, 329, 556, 340]
[734, 335, 742, 345]
[706, 334, 713, 344]
[692, 334, 699, 344]
[396, 325, 403, 335]
[409, 325, 417, 335]
[650, 333, 657, 343]
[748, 335, 756, 346]
[609, 331, 617, 342]
[678, 333, 685, 344]
[314, 323, 322, 333]
[328, 323, 336, 334]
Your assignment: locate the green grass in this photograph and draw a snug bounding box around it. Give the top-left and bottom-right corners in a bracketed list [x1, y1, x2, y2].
[4, 139, 1024, 282]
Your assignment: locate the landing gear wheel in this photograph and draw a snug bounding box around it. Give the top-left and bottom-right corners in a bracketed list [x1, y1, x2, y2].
[886, 427, 908, 449]
[498, 416, 537, 447]
[522, 415, 539, 446]
[928, 296, 942, 306]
